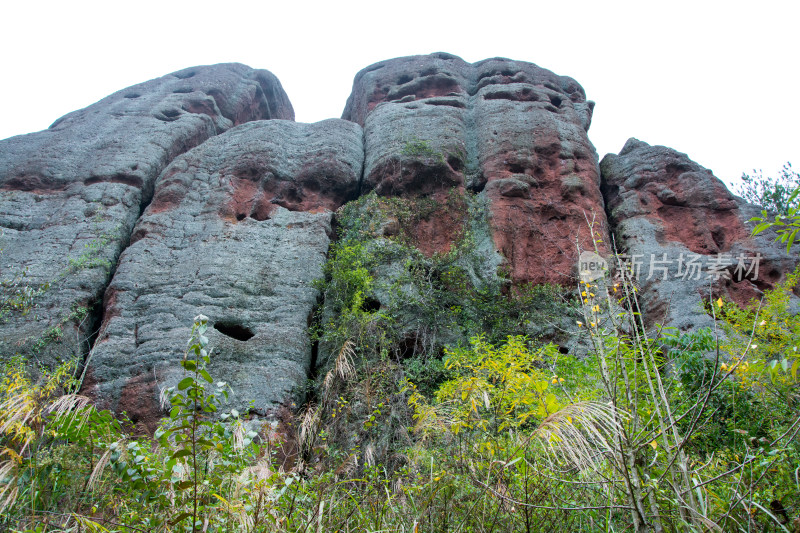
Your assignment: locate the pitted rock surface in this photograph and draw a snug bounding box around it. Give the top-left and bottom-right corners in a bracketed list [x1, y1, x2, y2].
[601, 138, 797, 331]
[2, 54, 794, 430]
[0, 63, 293, 369]
[84, 119, 363, 433]
[343, 53, 607, 284]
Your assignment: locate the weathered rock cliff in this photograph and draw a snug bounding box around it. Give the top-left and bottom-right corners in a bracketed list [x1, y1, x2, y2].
[0, 63, 293, 374]
[601, 138, 796, 332]
[85, 119, 362, 432]
[0, 54, 795, 428]
[343, 53, 606, 284]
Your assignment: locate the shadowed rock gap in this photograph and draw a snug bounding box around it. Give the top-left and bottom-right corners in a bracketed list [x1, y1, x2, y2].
[213, 322, 255, 341]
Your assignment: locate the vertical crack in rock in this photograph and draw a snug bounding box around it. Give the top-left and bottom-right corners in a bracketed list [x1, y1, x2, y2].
[83, 119, 363, 433]
[600, 138, 798, 330]
[0, 63, 294, 375]
[463, 86, 483, 193]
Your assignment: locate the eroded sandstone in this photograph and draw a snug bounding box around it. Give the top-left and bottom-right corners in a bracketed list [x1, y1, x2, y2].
[601, 138, 797, 330]
[0, 63, 293, 370]
[343, 53, 607, 285]
[84, 119, 363, 432]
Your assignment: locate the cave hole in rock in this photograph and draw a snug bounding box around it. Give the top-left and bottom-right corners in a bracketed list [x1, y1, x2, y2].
[397, 73, 413, 84]
[361, 297, 381, 313]
[468, 179, 487, 193]
[711, 228, 727, 251]
[236, 213, 246, 221]
[396, 334, 424, 360]
[162, 109, 181, 118]
[507, 163, 528, 174]
[174, 70, 196, 79]
[557, 345, 569, 355]
[124, 93, 141, 99]
[447, 154, 464, 172]
[250, 210, 271, 222]
[214, 322, 255, 341]
[173, 87, 193, 94]
[729, 263, 754, 284]
[549, 94, 563, 108]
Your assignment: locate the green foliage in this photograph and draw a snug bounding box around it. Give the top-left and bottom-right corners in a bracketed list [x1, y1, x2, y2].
[737, 162, 799, 216]
[62, 209, 119, 276]
[432, 335, 562, 433]
[401, 136, 444, 164]
[666, 327, 768, 453]
[717, 268, 800, 391]
[0, 354, 123, 529]
[118, 315, 260, 531]
[741, 162, 800, 253]
[315, 190, 577, 369]
[0, 267, 48, 324]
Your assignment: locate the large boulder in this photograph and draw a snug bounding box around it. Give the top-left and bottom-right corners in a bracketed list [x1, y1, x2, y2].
[343, 53, 607, 284]
[84, 119, 363, 433]
[0, 63, 293, 370]
[601, 138, 797, 331]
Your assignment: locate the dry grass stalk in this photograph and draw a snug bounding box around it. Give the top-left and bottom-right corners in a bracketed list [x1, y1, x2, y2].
[47, 393, 91, 434]
[533, 401, 627, 472]
[323, 340, 357, 397]
[298, 404, 320, 456]
[0, 453, 19, 514]
[88, 446, 114, 491]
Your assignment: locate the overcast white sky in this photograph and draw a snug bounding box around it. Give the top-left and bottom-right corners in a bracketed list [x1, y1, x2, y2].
[2, 1, 798, 190]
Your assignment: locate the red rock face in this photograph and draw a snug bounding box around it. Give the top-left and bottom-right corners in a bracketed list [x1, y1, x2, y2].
[409, 190, 469, 257]
[601, 138, 798, 330]
[343, 53, 608, 285]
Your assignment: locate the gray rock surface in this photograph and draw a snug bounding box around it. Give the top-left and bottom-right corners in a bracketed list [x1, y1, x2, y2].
[0, 63, 293, 370]
[84, 119, 363, 432]
[601, 138, 797, 331]
[343, 53, 608, 285]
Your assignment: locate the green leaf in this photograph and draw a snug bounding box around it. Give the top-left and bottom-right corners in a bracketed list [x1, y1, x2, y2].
[182, 360, 197, 371]
[170, 511, 192, 525]
[172, 449, 192, 460]
[178, 377, 194, 390]
[174, 480, 193, 491]
[200, 369, 213, 383]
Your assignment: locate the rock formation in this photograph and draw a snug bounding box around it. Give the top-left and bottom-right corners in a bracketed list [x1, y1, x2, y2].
[343, 53, 607, 284]
[0, 54, 795, 427]
[601, 138, 796, 331]
[0, 63, 293, 373]
[84, 120, 362, 432]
